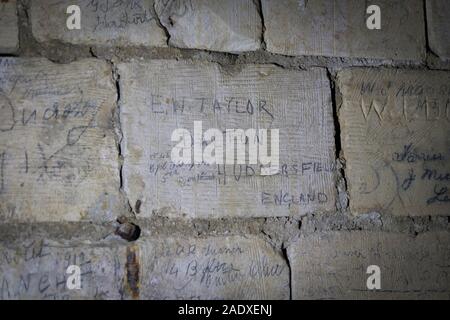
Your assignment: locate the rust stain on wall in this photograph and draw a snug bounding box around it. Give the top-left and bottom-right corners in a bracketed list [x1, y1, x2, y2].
[125, 245, 140, 299]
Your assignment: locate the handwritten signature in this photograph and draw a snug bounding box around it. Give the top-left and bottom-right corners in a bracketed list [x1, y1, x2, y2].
[427, 185, 450, 205]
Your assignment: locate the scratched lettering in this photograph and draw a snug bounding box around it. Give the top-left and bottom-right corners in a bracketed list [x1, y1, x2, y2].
[31, 0, 167, 47]
[339, 69, 450, 216]
[119, 61, 337, 218]
[139, 236, 289, 299]
[0, 240, 124, 300]
[0, 58, 120, 222]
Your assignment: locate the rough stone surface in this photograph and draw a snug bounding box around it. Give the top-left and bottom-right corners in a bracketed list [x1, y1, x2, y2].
[0, 58, 121, 222]
[261, 0, 425, 61]
[155, 0, 261, 53]
[30, 0, 167, 47]
[0, 239, 126, 300]
[0, 1, 449, 301]
[0, 0, 19, 54]
[119, 60, 336, 218]
[338, 68, 450, 216]
[426, 0, 450, 60]
[0, 236, 288, 299]
[138, 236, 289, 299]
[288, 231, 450, 299]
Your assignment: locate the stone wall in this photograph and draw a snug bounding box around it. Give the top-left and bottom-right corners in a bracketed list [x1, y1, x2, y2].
[0, 0, 449, 300]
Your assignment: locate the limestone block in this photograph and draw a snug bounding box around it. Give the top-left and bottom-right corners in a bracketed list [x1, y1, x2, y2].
[30, 0, 167, 47]
[0, 0, 19, 54]
[338, 68, 450, 216]
[261, 0, 425, 61]
[119, 60, 336, 218]
[288, 231, 450, 299]
[0, 236, 289, 300]
[0, 58, 120, 222]
[155, 0, 261, 52]
[426, 0, 450, 60]
[0, 240, 126, 300]
[138, 236, 289, 299]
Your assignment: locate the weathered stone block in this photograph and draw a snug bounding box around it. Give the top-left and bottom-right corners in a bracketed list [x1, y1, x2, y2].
[0, 0, 19, 54]
[0, 236, 288, 300]
[288, 231, 450, 299]
[119, 60, 336, 218]
[0, 239, 126, 299]
[426, 0, 450, 60]
[155, 0, 261, 53]
[138, 236, 289, 299]
[338, 68, 450, 216]
[30, 0, 167, 47]
[0, 58, 120, 222]
[262, 0, 425, 60]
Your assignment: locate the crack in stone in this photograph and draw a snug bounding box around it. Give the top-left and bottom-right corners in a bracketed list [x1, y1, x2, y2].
[110, 61, 135, 216]
[152, 1, 171, 47]
[326, 68, 349, 213]
[423, 0, 439, 61]
[256, 0, 267, 50]
[281, 246, 292, 300]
